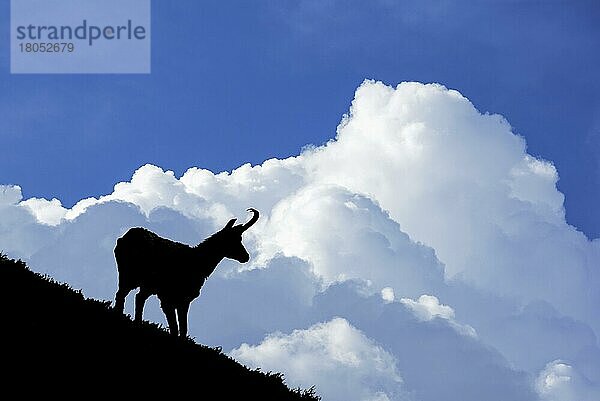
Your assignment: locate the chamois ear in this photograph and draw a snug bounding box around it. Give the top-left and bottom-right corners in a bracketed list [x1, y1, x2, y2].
[224, 218, 237, 229]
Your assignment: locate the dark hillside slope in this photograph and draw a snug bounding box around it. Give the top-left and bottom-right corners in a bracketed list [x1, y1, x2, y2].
[0, 254, 319, 400]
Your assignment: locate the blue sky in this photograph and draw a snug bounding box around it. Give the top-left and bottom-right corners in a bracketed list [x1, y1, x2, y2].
[1, 0, 599, 237]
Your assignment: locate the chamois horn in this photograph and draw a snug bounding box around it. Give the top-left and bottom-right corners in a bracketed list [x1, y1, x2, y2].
[241, 208, 259, 232]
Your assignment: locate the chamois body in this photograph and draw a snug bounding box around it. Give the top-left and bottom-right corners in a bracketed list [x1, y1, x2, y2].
[114, 209, 259, 337]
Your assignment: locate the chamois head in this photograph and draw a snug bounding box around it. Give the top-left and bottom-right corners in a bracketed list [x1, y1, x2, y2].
[218, 208, 259, 263]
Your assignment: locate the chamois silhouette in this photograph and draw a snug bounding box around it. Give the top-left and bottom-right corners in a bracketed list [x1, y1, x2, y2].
[114, 208, 259, 337]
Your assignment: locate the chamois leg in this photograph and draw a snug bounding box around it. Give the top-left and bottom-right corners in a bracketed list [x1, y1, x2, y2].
[135, 288, 151, 323]
[177, 303, 190, 338]
[162, 303, 178, 337]
[114, 287, 130, 314]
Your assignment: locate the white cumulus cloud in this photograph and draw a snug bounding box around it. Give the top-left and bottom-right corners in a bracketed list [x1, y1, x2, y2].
[258, 183, 445, 297]
[1, 80, 599, 401]
[230, 318, 411, 401]
[0, 185, 23, 206]
[536, 360, 600, 401]
[20, 197, 67, 225]
[304, 81, 596, 326]
[400, 294, 477, 337]
[381, 287, 395, 303]
[400, 294, 455, 320]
